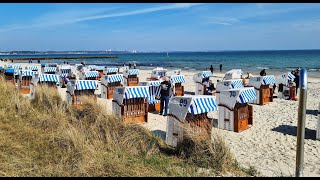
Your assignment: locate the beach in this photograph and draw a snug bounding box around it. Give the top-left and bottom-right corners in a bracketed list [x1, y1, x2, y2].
[1, 61, 320, 177]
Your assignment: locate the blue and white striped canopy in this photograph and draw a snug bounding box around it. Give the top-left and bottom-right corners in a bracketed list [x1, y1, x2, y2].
[39, 74, 59, 82]
[85, 71, 99, 78]
[146, 81, 162, 86]
[170, 75, 186, 84]
[237, 88, 257, 104]
[124, 86, 149, 99]
[127, 69, 139, 75]
[188, 96, 218, 115]
[106, 68, 118, 73]
[26, 66, 38, 71]
[46, 63, 57, 67]
[148, 86, 161, 104]
[21, 70, 38, 77]
[262, 76, 276, 85]
[75, 80, 98, 90]
[60, 69, 71, 77]
[6, 64, 21, 69]
[107, 74, 123, 83]
[44, 67, 57, 73]
[231, 79, 244, 89]
[282, 73, 295, 80]
[201, 71, 213, 78]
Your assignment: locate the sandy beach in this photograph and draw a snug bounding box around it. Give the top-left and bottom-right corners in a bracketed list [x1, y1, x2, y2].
[1, 61, 320, 177]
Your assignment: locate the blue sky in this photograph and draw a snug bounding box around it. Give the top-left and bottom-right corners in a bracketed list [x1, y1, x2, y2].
[0, 3, 320, 52]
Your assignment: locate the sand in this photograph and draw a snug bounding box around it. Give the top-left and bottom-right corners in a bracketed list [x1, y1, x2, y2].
[1, 61, 320, 177]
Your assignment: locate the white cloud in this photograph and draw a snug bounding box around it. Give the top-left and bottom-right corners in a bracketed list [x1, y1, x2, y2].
[207, 17, 239, 25]
[0, 3, 203, 32]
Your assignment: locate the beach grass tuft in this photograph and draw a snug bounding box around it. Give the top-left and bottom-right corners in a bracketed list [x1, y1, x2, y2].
[0, 77, 255, 176]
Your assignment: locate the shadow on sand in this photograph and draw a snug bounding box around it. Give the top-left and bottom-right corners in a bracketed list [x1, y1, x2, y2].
[271, 125, 317, 140]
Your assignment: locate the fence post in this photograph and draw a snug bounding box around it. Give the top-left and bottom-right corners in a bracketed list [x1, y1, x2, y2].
[295, 69, 307, 177]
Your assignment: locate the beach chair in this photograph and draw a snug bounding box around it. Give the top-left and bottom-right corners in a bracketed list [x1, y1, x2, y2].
[101, 74, 123, 99]
[18, 70, 38, 94]
[30, 74, 60, 99]
[123, 69, 140, 86]
[43, 67, 57, 74]
[149, 67, 167, 81]
[166, 95, 218, 147]
[4, 68, 16, 84]
[8, 64, 23, 85]
[193, 71, 213, 95]
[79, 71, 99, 80]
[169, 75, 186, 96]
[112, 86, 149, 124]
[104, 67, 119, 75]
[58, 65, 72, 87]
[25, 65, 39, 71]
[66, 80, 98, 107]
[223, 69, 243, 80]
[277, 72, 296, 99]
[96, 66, 104, 80]
[217, 87, 256, 132]
[118, 66, 128, 74]
[248, 76, 276, 105]
[216, 79, 244, 104]
[139, 81, 162, 112]
[317, 103, 320, 140]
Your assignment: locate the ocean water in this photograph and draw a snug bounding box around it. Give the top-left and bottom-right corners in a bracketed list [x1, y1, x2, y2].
[1, 50, 320, 77]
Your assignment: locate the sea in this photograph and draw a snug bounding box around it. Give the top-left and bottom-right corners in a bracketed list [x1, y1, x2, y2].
[1, 50, 320, 77]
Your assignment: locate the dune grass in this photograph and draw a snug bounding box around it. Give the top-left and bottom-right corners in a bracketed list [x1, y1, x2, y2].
[0, 77, 254, 176]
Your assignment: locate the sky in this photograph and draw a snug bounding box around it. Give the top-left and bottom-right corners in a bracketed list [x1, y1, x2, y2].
[0, 3, 320, 52]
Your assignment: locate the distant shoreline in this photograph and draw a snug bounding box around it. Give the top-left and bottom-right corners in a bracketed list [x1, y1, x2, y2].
[4, 56, 119, 61]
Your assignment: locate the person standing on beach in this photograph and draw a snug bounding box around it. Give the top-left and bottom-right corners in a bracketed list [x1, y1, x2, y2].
[133, 63, 136, 69]
[293, 70, 300, 94]
[209, 65, 214, 73]
[219, 64, 222, 72]
[159, 77, 171, 116]
[260, 69, 266, 76]
[129, 63, 132, 69]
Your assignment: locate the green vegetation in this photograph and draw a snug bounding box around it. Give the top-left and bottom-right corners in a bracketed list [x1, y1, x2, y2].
[0, 77, 255, 176]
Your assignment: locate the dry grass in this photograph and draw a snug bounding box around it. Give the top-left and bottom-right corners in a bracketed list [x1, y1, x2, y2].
[0, 77, 255, 176]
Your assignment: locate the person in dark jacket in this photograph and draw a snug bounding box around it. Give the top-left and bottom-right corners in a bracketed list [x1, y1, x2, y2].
[260, 69, 266, 76]
[159, 77, 171, 116]
[293, 69, 300, 94]
[219, 64, 222, 72]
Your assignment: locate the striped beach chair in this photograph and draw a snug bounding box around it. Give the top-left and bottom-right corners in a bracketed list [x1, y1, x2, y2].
[112, 86, 149, 124]
[101, 74, 124, 99]
[30, 74, 60, 99]
[139, 81, 162, 112]
[103, 67, 119, 75]
[169, 75, 186, 96]
[277, 72, 296, 99]
[83, 71, 99, 80]
[123, 69, 140, 86]
[43, 67, 57, 74]
[218, 87, 257, 132]
[18, 70, 38, 94]
[66, 80, 98, 107]
[193, 71, 213, 95]
[216, 79, 245, 104]
[166, 95, 218, 147]
[248, 75, 276, 105]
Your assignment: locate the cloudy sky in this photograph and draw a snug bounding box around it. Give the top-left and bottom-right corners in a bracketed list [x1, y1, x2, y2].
[0, 3, 320, 51]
